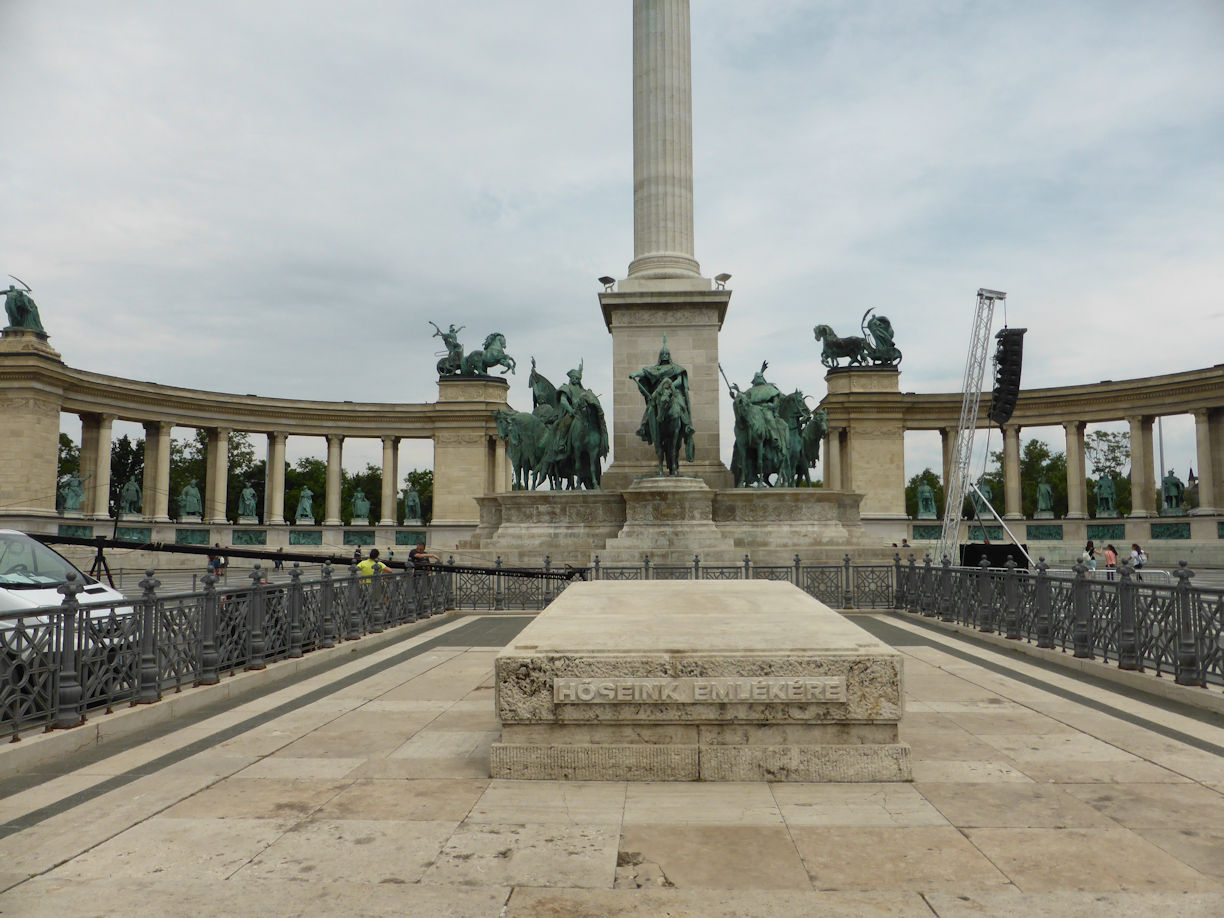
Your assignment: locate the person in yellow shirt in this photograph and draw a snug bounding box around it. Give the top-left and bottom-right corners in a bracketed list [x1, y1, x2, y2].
[356, 548, 390, 577]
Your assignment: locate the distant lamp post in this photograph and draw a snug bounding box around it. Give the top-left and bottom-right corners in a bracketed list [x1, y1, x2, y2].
[598, 276, 616, 292]
[714, 273, 731, 290]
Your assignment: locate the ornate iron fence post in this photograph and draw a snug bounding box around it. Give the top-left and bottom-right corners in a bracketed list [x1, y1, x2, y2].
[197, 571, 220, 685]
[494, 556, 505, 611]
[1117, 559, 1137, 670]
[1003, 557, 1020, 639]
[52, 573, 85, 729]
[694, 554, 701, 579]
[1072, 559, 1092, 659]
[288, 564, 304, 658]
[920, 555, 934, 616]
[906, 556, 917, 613]
[794, 554, 802, 588]
[593, 555, 601, 580]
[743, 554, 751, 580]
[893, 554, 904, 608]
[1173, 561, 1200, 686]
[320, 562, 336, 648]
[1035, 558, 1052, 649]
[136, 569, 162, 704]
[977, 557, 992, 632]
[644, 555, 652, 580]
[939, 556, 955, 622]
[346, 562, 362, 641]
[843, 554, 853, 609]
[370, 568, 386, 634]
[247, 566, 267, 671]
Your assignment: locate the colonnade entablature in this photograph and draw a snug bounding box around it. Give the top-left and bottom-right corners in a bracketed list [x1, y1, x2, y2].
[819, 364, 1224, 522]
[0, 330, 510, 545]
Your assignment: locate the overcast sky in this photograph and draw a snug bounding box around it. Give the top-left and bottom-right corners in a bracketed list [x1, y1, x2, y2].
[3, 1, 1221, 483]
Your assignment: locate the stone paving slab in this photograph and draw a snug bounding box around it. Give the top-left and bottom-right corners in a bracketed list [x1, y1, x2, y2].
[0, 612, 1222, 916]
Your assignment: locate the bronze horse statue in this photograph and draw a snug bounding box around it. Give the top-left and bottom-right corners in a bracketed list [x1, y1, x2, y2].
[813, 324, 869, 368]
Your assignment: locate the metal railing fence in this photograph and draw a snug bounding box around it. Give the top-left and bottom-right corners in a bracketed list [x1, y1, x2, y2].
[900, 556, 1223, 689]
[5, 553, 1220, 741]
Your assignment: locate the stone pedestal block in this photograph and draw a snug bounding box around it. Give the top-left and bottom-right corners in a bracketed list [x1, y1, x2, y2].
[601, 477, 734, 564]
[821, 368, 906, 518]
[492, 581, 912, 782]
[432, 376, 510, 533]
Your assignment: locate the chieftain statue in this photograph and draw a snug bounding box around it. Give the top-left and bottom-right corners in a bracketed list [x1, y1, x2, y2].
[179, 480, 203, 518]
[722, 362, 826, 487]
[813, 310, 902, 369]
[631, 337, 694, 477]
[430, 321, 517, 377]
[120, 478, 143, 515]
[295, 486, 314, 522]
[238, 483, 258, 518]
[60, 474, 85, 512]
[493, 357, 608, 490]
[402, 486, 422, 521]
[1161, 469, 1185, 515]
[1095, 474, 1117, 517]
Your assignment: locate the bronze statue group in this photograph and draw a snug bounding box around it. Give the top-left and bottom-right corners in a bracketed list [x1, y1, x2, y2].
[437, 312, 902, 490]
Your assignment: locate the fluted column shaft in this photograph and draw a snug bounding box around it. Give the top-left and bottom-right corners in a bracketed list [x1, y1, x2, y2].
[1192, 408, 1222, 514]
[1128, 416, 1155, 517]
[379, 436, 398, 526]
[1064, 421, 1087, 519]
[82, 414, 113, 519]
[266, 433, 287, 524]
[324, 435, 343, 526]
[628, 0, 701, 280]
[204, 427, 229, 524]
[1002, 425, 1023, 519]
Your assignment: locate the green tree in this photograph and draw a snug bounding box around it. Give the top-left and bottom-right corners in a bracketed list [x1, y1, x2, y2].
[402, 469, 433, 524]
[57, 433, 80, 510]
[1085, 431, 1130, 477]
[904, 468, 943, 520]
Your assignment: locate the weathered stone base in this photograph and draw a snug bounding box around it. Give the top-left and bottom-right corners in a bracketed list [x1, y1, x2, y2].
[492, 581, 911, 783]
[490, 742, 912, 782]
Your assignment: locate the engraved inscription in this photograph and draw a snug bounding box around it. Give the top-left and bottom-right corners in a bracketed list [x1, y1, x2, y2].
[553, 677, 846, 704]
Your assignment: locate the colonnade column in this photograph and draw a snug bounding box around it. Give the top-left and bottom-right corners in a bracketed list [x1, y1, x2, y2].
[1191, 408, 1223, 515]
[204, 427, 229, 524]
[379, 435, 398, 526]
[142, 421, 172, 522]
[265, 432, 287, 525]
[324, 435, 343, 527]
[1127, 415, 1155, 517]
[1063, 421, 1087, 519]
[824, 427, 842, 490]
[1002, 425, 1022, 519]
[81, 414, 114, 519]
[940, 427, 957, 493]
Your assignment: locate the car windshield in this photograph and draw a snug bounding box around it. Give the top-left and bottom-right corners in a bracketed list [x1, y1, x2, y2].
[0, 533, 87, 589]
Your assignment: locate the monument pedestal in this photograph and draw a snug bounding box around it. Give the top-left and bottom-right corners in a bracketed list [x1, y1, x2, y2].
[492, 581, 911, 782]
[601, 477, 734, 564]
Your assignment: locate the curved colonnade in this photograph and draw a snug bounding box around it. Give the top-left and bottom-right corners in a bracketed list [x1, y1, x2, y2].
[820, 364, 1224, 551]
[0, 330, 510, 548]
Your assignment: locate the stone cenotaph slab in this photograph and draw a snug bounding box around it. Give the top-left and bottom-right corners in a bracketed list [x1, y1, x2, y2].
[491, 581, 911, 782]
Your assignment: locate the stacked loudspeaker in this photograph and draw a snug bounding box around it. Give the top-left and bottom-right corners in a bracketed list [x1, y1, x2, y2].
[988, 328, 1026, 425]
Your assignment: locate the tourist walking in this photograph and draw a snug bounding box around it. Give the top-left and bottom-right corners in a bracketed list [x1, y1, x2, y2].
[1130, 543, 1147, 581]
[1103, 544, 1118, 580]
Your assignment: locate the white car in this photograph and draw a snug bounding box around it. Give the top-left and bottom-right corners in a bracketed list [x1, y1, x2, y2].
[0, 529, 128, 614]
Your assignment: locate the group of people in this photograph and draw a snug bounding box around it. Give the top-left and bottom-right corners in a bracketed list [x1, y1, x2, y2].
[1081, 540, 1148, 580]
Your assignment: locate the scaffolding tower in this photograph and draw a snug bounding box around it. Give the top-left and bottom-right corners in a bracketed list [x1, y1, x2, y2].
[935, 288, 1007, 564]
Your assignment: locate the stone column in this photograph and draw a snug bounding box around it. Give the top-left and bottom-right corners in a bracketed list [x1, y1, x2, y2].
[204, 427, 229, 524]
[627, 0, 701, 282]
[379, 435, 398, 526]
[0, 330, 63, 515]
[1064, 421, 1087, 519]
[940, 427, 957, 493]
[78, 415, 99, 515]
[1191, 408, 1222, 515]
[1127, 415, 1155, 517]
[1002, 425, 1023, 519]
[265, 432, 287, 525]
[324, 435, 343, 527]
[824, 427, 842, 490]
[142, 421, 172, 521]
[83, 414, 114, 519]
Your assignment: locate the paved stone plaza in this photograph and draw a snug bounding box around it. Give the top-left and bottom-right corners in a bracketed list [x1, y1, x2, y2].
[1, 612, 1222, 917]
